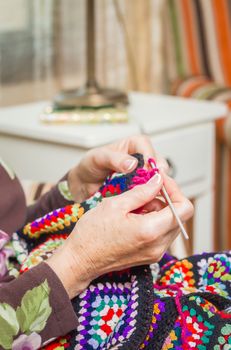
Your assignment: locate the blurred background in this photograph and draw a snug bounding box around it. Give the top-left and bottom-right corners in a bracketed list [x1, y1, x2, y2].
[0, 0, 163, 106]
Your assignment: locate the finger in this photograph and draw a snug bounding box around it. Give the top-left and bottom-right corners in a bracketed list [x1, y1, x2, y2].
[139, 173, 193, 236]
[111, 135, 155, 159]
[129, 137, 169, 174]
[142, 196, 193, 237]
[162, 172, 190, 207]
[117, 173, 163, 212]
[142, 198, 166, 213]
[143, 227, 180, 262]
[127, 135, 155, 159]
[153, 153, 169, 173]
[94, 149, 138, 174]
[161, 171, 194, 223]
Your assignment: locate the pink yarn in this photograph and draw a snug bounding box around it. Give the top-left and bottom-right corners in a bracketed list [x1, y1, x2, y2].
[148, 158, 159, 174]
[153, 283, 189, 350]
[129, 158, 159, 189]
[147, 159, 189, 347]
[131, 157, 189, 347]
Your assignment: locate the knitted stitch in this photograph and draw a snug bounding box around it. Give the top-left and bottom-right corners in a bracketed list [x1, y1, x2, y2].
[16, 154, 231, 349]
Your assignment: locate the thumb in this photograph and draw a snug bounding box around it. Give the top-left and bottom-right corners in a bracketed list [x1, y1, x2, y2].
[117, 173, 163, 212]
[95, 149, 138, 173]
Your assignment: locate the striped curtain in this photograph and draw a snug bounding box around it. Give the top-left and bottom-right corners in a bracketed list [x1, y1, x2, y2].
[163, 0, 231, 250]
[164, 0, 231, 89]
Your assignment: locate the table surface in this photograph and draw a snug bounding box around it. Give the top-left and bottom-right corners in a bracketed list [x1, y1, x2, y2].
[129, 92, 227, 134]
[0, 92, 227, 148]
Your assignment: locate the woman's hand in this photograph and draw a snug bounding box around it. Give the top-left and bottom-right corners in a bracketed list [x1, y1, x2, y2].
[47, 172, 193, 299]
[67, 135, 168, 202]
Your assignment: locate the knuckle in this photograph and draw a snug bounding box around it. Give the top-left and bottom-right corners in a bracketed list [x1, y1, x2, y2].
[185, 198, 194, 217]
[88, 148, 98, 159]
[146, 247, 163, 263]
[134, 231, 149, 245]
[100, 197, 116, 210]
[156, 157, 169, 174]
[156, 251, 165, 262]
[136, 186, 148, 199]
[162, 158, 170, 173]
[126, 187, 148, 208]
[181, 198, 194, 220]
[138, 134, 151, 144]
[135, 221, 155, 244]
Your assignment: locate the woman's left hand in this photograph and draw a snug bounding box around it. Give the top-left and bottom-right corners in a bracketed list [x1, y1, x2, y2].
[67, 135, 168, 202]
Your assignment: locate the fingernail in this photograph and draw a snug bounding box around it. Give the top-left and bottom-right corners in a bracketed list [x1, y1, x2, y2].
[148, 173, 162, 185]
[123, 159, 136, 171]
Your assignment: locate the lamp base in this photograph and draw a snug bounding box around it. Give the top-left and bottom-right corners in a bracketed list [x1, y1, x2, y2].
[54, 85, 129, 109]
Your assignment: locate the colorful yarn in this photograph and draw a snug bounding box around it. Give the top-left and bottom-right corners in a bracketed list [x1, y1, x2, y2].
[19, 154, 157, 245]
[139, 299, 166, 349]
[74, 280, 133, 349]
[15, 154, 231, 349]
[197, 254, 231, 298]
[129, 157, 158, 189]
[42, 335, 71, 349]
[20, 234, 68, 273]
[153, 283, 189, 350]
[160, 259, 195, 288]
[23, 204, 84, 239]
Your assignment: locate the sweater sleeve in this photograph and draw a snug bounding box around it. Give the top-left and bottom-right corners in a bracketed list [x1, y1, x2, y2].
[26, 173, 74, 223]
[0, 262, 78, 350]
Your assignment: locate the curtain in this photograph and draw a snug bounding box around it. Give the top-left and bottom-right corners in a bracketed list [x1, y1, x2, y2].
[0, 0, 164, 107]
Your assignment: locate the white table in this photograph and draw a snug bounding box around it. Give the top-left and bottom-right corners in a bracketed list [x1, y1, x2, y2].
[0, 92, 227, 255]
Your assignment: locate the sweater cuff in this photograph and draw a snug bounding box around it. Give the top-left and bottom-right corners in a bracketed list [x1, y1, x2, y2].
[51, 172, 75, 209]
[57, 173, 75, 203]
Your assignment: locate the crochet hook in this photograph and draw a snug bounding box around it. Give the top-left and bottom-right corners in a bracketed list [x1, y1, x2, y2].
[149, 160, 189, 240]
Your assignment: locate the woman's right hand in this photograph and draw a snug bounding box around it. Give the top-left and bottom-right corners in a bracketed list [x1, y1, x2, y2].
[47, 172, 193, 299]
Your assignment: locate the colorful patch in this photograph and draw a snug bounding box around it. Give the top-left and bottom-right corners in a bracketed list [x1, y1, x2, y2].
[139, 299, 166, 348]
[162, 307, 215, 350]
[162, 324, 181, 350]
[14, 155, 231, 349]
[150, 263, 161, 282]
[197, 254, 231, 298]
[11, 232, 28, 264]
[182, 305, 215, 348]
[160, 259, 195, 288]
[20, 234, 68, 273]
[42, 335, 71, 349]
[74, 279, 138, 349]
[23, 204, 84, 239]
[189, 296, 218, 319]
[213, 324, 231, 349]
[85, 192, 103, 209]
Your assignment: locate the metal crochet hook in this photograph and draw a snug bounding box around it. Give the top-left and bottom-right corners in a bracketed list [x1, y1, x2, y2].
[149, 159, 189, 240]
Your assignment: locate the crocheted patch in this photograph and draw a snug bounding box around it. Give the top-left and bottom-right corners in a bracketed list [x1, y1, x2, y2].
[160, 259, 195, 288]
[23, 204, 84, 239]
[139, 299, 166, 348]
[15, 154, 231, 349]
[20, 234, 68, 273]
[197, 254, 231, 299]
[74, 281, 133, 349]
